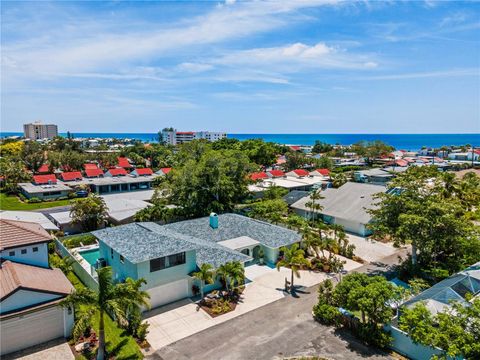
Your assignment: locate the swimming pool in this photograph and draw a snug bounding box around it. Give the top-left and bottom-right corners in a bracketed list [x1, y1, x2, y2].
[79, 248, 100, 266]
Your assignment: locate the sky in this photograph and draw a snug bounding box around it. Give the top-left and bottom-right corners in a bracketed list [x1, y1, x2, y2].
[1, 0, 479, 134]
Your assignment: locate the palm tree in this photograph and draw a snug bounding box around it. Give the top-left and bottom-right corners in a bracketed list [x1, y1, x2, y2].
[331, 172, 347, 188]
[276, 244, 309, 293]
[305, 190, 324, 222]
[217, 261, 245, 292]
[60, 267, 150, 360]
[192, 263, 215, 300]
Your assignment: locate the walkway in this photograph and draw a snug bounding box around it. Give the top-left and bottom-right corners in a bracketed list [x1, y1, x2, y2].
[3, 339, 74, 360]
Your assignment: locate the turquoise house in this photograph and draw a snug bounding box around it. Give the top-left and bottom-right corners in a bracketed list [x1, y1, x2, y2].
[91, 213, 301, 309]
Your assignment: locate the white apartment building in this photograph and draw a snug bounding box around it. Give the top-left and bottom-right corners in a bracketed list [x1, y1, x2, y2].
[161, 128, 226, 145]
[23, 121, 58, 140]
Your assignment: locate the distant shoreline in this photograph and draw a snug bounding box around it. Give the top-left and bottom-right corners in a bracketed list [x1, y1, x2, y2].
[1, 132, 479, 151]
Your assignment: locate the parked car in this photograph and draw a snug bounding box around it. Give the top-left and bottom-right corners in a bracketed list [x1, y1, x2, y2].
[76, 190, 89, 198]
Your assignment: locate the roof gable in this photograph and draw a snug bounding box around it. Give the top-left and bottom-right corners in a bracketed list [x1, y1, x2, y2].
[133, 168, 153, 176]
[250, 172, 268, 181]
[107, 168, 128, 176]
[85, 168, 104, 177]
[33, 174, 57, 184]
[0, 219, 52, 251]
[60, 171, 83, 181]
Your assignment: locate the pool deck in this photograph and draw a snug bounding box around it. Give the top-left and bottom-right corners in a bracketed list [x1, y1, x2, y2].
[71, 245, 99, 279]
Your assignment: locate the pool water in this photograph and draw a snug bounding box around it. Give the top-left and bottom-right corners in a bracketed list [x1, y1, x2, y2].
[80, 248, 100, 266]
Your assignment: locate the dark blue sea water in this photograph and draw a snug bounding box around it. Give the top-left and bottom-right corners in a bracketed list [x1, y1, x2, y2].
[1, 132, 479, 151]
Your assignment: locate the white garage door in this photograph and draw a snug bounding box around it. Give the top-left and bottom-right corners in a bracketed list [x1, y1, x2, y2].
[148, 279, 190, 309]
[1, 305, 65, 356]
[334, 218, 365, 236]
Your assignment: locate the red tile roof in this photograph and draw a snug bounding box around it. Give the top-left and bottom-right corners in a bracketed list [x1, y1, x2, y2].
[268, 170, 285, 177]
[250, 172, 268, 181]
[117, 157, 132, 168]
[0, 261, 74, 301]
[291, 169, 309, 176]
[134, 168, 153, 176]
[314, 168, 330, 176]
[0, 219, 52, 251]
[85, 168, 104, 178]
[37, 164, 50, 174]
[33, 174, 57, 184]
[107, 168, 127, 176]
[289, 146, 301, 151]
[60, 171, 82, 181]
[160, 168, 172, 174]
[84, 163, 99, 170]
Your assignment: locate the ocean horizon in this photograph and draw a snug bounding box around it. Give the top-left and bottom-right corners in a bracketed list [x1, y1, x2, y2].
[1, 132, 479, 151]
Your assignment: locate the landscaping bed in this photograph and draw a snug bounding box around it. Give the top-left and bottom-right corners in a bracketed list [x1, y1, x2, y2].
[199, 287, 245, 318]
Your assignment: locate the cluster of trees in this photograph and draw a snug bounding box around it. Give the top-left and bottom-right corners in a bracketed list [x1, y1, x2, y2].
[313, 274, 401, 348]
[399, 298, 480, 359]
[368, 166, 480, 280]
[192, 261, 245, 300]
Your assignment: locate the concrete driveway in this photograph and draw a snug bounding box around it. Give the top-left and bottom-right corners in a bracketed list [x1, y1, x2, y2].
[346, 234, 399, 263]
[144, 261, 363, 351]
[3, 339, 74, 360]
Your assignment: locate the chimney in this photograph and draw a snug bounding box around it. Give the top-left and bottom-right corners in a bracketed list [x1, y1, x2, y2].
[209, 213, 218, 229]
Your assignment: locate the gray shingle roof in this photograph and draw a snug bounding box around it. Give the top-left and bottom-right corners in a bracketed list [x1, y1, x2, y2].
[163, 213, 301, 248]
[291, 182, 385, 224]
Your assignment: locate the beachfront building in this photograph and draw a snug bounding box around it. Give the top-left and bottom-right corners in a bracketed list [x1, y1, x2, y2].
[72, 213, 300, 309]
[161, 128, 226, 145]
[291, 182, 385, 236]
[23, 121, 58, 140]
[0, 220, 74, 356]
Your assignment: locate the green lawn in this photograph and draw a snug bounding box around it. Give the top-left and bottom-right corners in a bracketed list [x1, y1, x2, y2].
[0, 192, 71, 210]
[50, 254, 143, 360]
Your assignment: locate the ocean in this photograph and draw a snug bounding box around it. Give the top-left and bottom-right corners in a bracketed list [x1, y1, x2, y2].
[1, 132, 479, 151]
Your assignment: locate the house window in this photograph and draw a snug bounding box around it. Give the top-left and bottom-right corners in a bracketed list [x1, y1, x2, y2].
[33, 247, 38, 252]
[111, 248, 114, 259]
[21, 249, 27, 254]
[150, 257, 166, 272]
[9, 251, 15, 256]
[168, 252, 186, 267]
[120, 255, 124, 264]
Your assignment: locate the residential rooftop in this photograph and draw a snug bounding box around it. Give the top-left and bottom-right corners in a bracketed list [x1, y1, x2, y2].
[0, 219, 52, 251]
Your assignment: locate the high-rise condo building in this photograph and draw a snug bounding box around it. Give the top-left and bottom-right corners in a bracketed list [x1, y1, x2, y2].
[161, 128, 226, 145]
[23, 121, 58, 140]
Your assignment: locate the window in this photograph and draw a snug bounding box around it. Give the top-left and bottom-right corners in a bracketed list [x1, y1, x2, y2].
[111, 248, 114, 259]
[32, 247, 38, 252]
[21, 249, 27, 254]
[168, 252, 186, 267]
[120, 255, 124, 264]
[9, 251, 15, 256]
[150, 257, 166, 272]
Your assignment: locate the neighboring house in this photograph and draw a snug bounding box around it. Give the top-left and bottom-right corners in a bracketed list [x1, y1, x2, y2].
[386, 262, 480, 360]
[250, 172, 268, 181]
[353, 168, 396, 185]
[131, 168, 154, 177]
[0, 211, 59, 231]
[155, 168, 172, 176]
[0, 219, 74, 356]
[291, 182, 385, 236]
[267, 170, 285, 178]
[105, 168, 128, 177]
[90, 213, 300, 308]
[59, 171, 83, 182]
[0, 219, 53, 268]
[85, 168, 104, 178]
[309, 168, 330, 178]
[286, 169, 310, 178]
[33, 174, 57, 185]
[117, 157, 133, 169]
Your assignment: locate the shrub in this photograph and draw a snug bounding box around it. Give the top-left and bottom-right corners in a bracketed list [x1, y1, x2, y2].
[355, 324, 392, 349]
[136, 322, 149, 342]
[313, 303, 341, 326]
[62, 233, 97, 249]
[27, 197, 42, 203]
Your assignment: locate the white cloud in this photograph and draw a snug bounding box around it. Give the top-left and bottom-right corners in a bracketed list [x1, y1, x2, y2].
[177, 62, 214, 73]
[356, 68, 479, 80]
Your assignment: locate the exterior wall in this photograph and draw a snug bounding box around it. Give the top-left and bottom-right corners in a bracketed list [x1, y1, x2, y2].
[136, 250, 197, 290]
[384, 323, 450, 360]
[0, 242, 49, 268]
[99, 241, 138, 282]
[23, 123, 58, 140]
[263, 246, 279, 266]
[1, 290, 62, 314]
[20, 188, 70, 200]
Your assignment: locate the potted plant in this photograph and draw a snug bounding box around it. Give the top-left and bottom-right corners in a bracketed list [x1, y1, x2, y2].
[258, 248, 265, 265]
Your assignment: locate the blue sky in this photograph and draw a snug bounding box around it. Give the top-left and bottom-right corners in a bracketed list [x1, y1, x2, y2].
[1, 0, 479, 134]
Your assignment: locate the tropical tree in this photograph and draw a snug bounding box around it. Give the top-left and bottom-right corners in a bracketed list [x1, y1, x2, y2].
[330, 172, 347, 188]
[70, 194, 109, 231]
[217, 261, 245, 292]
[249, 198, 288, 224]
[276, 243, 309, 293]
[192, 263, 215, 300]
[305, 190, 324, 222]
[0, 158, 32, 193]
[60, 267, 150, 360]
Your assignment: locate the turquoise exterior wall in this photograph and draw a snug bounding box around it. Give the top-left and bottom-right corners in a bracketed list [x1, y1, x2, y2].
[263, 246, 279, 266]
[136, 250, 197, 290]
[99, 241, 138, 282]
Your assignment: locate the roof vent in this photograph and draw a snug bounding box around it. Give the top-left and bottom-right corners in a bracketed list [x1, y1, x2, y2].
[210, 212, 218, 229]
